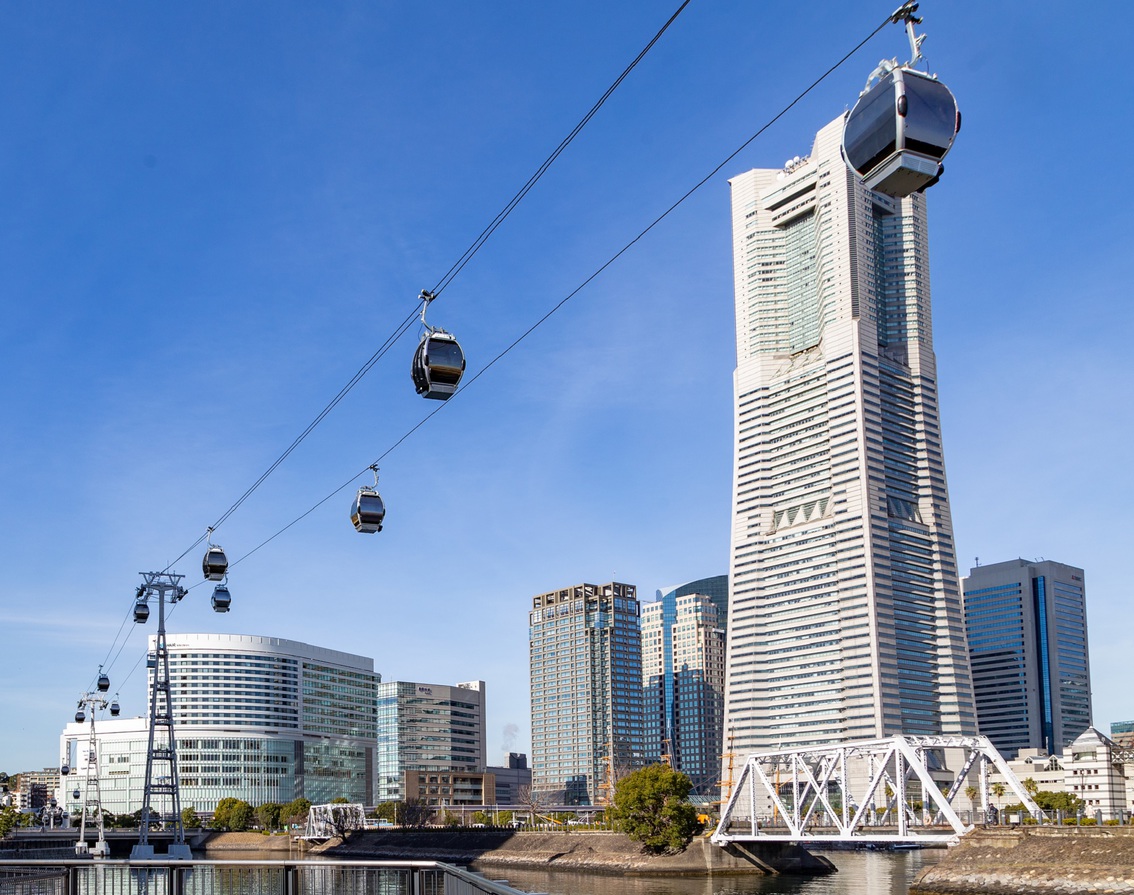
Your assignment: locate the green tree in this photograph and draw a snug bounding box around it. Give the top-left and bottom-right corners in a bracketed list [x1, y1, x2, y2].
[213, 797, 254, 831]
[471, 810, 491, 826]
[400, 798, 431, 828]
[1022, 777, 1039, 796]
[372, 802, 398, 823]
[330, 797, 349, 804]
[964, 785, 979, 811]
[1033, 790, 1085, 814]
[256, 802, 282, 832]
[609, 764, 700, 855]
[990, 782, 1007, 802]
[181, 807, 201, 829]
[0, 805, 21, 838]
[282, 798, 312, 829]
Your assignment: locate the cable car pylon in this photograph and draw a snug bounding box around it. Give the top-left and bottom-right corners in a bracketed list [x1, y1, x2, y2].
[130, 571, 193, 861]
[73, 682, 111, 858]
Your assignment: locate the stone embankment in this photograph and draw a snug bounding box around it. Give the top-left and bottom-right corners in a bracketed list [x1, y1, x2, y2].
[201, 831, 293, 854]
[310, 830, 834, 876]
[912, 826, 1134, 895]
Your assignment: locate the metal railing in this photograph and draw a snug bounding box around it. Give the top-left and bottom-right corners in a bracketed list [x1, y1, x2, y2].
[0, 859, 529, 895]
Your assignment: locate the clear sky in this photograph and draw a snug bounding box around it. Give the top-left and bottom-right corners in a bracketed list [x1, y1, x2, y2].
[2, 1, 1131, 775]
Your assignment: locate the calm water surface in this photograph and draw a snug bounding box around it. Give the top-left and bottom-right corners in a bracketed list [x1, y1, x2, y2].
[471, 849, 943, 895]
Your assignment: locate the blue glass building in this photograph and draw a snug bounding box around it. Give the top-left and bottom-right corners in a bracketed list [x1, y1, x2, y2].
[962, 559, 1091, 757]
[642, 576, 727, 794]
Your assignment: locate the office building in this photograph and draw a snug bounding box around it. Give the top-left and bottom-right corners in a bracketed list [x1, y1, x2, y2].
[487, 753, 532, 806]
[1111, 722, 1134, 750]
[963, 559, 1091, 756]
[375, 680, 487, 805]
[642, 576, 727, 793]
[59, 633, 378, 814]
[529, 582, 644, 805]
[723, 116, 977, 761]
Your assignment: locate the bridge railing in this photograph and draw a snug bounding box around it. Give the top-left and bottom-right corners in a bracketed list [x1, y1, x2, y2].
[0, 858, 529, 895]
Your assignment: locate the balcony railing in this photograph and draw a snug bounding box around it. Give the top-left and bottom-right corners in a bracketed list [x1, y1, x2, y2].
[0, 858, 529, 895]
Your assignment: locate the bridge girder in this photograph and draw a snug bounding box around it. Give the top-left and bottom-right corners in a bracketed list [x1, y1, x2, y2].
[712, 734, 1044, 845]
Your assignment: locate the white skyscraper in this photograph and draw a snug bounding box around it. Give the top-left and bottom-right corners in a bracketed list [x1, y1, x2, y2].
[723, 117, 976, 762]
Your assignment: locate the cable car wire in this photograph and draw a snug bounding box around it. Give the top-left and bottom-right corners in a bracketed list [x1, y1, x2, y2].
[224, 11, 896, 574]
[429, 0, 692, 299]
[94, 6, 895, 699]
[145, 2, 691, 584]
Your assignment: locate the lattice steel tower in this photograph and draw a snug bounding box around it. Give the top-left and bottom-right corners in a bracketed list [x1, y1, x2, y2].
[130, 571, 193, 860]
[73, 688, 110, 858]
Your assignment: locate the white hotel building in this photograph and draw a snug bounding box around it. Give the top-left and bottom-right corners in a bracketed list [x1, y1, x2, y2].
[60, 633, 378, 815]
[723, 116, 976, 763]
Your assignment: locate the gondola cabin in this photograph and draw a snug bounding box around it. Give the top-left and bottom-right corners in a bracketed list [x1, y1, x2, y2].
[133, 600, 149, 623]
[842, 67, 959, 198]
[74, 709, 85, 724]
[350, 487, 385, 533]
[97, 673, 109, 692]
[202, 545, 229, 581]
[110, 700, 120, 717]
[211, 585, 232, 613]
[412, 331, 465, 400]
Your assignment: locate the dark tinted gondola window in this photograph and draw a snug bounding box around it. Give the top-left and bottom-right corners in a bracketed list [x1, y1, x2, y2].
[427, 339, 464, 370]
[902, 73, 957, 157]
[843, 73, 897, 175]
[359, 495, 384, 516]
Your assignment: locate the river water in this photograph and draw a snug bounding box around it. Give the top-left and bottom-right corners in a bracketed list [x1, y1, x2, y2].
[471, 849, 942, 895]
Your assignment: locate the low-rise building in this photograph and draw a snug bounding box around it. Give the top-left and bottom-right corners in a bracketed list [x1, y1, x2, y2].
[486, 753, 532, 806]
[987, 728, 1133, 819]
[401, 770, 495, 808]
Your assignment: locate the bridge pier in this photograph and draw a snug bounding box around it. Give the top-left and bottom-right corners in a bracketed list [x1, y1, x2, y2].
[722, 841, 837, 875]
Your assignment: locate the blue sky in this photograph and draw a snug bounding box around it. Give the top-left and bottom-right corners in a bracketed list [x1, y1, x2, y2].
[2, 1, 1131, 774]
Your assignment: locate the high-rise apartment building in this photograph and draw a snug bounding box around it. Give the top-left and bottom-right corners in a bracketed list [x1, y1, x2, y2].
[723, 117, 977, 759]
[375, 680, 487, 804]
[642, 576, 727, 794]
[60, 633, 379, 813]
[962, 559, 1091, 757]
[529, 582, 643, 805]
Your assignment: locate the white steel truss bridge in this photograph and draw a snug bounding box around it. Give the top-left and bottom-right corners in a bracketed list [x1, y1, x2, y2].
[712, 735, 1044, 845]
[302, 803, 367, 840]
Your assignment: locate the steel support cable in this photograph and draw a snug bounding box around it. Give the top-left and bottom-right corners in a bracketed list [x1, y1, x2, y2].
[206, 308, 420, 531]
[429, 0, 692, 298]
[104, 311, 416, 679]
[102, 305, 408, 676]
[101, 11, 893, 690]
[227, 15, 892, 574]
[95, 606, 134, 686]
[147, 5, 690, 582]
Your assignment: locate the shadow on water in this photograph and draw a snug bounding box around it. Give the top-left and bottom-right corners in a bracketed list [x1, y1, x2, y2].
[470, 850, 943, 895]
